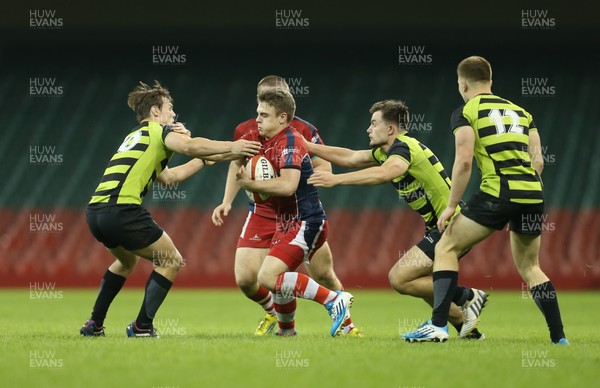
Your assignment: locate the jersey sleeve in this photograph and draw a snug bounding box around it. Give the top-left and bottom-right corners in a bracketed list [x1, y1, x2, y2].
[160, 125, 174, 146]
[233, 123, 244, 140]
[450, 105, 470, 134]
[371, 148, 386, 165]
[294, 120, 324, 161]
[387, 141, 411, 165]
[306, 123, 324, 145]
[294, 119, 324, 145]
[527, 112, 538, 132]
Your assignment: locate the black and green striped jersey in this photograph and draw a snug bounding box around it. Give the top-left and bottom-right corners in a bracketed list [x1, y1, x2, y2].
[371, 132, 457, 230]
[451, 93, 543, 204]
[90, 121, 174, 205]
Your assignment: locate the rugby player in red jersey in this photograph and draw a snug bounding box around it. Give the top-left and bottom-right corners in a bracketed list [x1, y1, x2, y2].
[235, 89, 354, 337]
[212, 76, 360, 336]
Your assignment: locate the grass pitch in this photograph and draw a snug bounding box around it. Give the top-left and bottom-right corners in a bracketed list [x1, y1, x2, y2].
[0, 289, 597, 387]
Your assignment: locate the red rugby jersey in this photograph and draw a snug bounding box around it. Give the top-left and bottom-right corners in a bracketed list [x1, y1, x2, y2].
[233, 116, 324, 219]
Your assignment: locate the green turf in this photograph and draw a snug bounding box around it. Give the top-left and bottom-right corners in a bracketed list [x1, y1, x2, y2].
[0, 289, 597, 387]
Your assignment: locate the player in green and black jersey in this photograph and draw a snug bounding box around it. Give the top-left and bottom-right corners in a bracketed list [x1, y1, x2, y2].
[404, 56, 567, 344]
[306, 100, 485, 339]
[80, 81, 260, 337]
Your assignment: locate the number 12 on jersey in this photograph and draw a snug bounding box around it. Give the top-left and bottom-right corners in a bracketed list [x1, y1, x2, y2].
[488, 108, 524, 135]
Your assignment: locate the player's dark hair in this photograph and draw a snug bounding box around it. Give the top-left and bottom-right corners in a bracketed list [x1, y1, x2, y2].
[369, 100, 409, 130]
[257, 75, 289, 92]
[258, 89, 296, 124]
[127, 81, 173, 122]
[457, 56, 492, 83]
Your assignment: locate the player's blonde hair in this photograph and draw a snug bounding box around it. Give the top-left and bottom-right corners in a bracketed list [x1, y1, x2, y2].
[457, 56, 492, 83]
[258, 89, 296, 124]
[127, 81, 173, 122]
[257, 75, 289, 92]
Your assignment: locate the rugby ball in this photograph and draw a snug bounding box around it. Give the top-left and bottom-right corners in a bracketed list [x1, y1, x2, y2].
[245, 155, 275, 203]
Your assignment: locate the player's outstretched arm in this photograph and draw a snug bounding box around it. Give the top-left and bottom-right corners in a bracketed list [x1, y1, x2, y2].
[212, 159, 245, 226]
[311, 156, 332, 173]
[305, 141, 376, 169]
[165, 131, 260, 159]
[236, 166, 300, 197]
[156, 160, 206, 185]
[308, 157, 407, 188]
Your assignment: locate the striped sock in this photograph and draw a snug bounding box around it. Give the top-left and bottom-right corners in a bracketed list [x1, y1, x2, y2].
[273, 292, 296, 333]
[249, 286, 275, 315]
[275, 272, 337, 305]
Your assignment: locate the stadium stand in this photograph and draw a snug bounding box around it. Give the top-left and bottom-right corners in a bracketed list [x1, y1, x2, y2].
[1, 56, 598, 289]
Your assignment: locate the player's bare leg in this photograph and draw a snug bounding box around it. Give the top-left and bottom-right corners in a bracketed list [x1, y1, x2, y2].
[234, 247, 277, 335]
[510, 232, 567, 344]
[305, 242, 342, 289]
[234, 247, 270, 296]
[107, 246, 140, 277]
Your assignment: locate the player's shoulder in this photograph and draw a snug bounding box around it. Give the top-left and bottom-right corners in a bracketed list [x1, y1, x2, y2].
[486, 94, 533, 119]
[451, 102, 467, 118]
[283, 125, 304, 140]
[389, 135, 413, 155]
[146, 121, 169, 137]
[396, 132, 413, 143]
[291, 116, 316, 129]
[291, 116, 318, 134]
[278, 126, 307, 148]
[236, 118, 256, 129]
[144, 121, 161, 131]
[234, 118, 259, 140]
[498, 95, 530, 114]
[234, 118, 257, 133]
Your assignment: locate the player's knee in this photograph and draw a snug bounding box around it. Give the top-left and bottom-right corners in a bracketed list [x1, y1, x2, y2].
[388, 271, 411, 295]
[153, 251, 183, 271]
[312, 271, 338, 289]
[516, 262, 542, 282]
[235, 273, 258, 293]
[120, 257, 139, 274]
[256, 269, 277, 292]
[435, 237, 459, 258]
